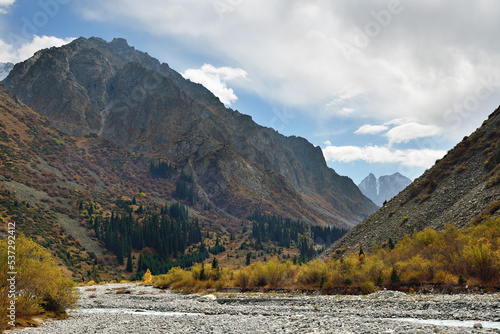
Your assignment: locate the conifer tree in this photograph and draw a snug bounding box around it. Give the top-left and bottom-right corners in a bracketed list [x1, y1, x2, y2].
[126, 252, 133, 272]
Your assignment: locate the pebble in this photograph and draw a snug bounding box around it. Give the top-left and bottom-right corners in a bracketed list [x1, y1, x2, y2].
[13, 283, 500, 334]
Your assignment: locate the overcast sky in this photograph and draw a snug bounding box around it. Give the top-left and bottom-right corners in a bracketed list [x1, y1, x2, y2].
[1, 0, 499, 183]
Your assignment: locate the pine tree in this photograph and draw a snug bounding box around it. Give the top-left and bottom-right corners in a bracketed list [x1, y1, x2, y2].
[211, 257, 219, 271]
[388, 238, 395, 250]
[126, 252, 133, 272]
[390, 267, 400, 284]
[246, 252, 252, 266]
[199, 262, 206, 281]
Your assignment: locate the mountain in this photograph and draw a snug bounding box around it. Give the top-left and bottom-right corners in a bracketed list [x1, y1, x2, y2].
[358, 173, 412, 206]
[2, 37, 377, 228]
[0, 62, 13, 81]
[321, 106, 500, 257]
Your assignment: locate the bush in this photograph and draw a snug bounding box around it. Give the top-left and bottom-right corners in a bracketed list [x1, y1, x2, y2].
[297, 259, 326, 287]
[0, 234, 78, 330]
[234, 267, 251, 290]
[361, 281, 378, 295]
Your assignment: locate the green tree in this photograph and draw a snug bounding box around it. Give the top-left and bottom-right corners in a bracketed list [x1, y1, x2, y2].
[390, 267, 400, 284]
[126, 253, 133, 272]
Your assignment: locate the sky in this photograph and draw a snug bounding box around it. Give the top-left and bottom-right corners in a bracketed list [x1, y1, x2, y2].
[1, 0, 500, 184]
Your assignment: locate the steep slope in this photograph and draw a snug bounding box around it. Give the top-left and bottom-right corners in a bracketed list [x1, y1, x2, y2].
[1, 84, 339, 280]
[322, 106, 500, 256]
[2, 37, 376, 227]
[358, 172, 412, 206]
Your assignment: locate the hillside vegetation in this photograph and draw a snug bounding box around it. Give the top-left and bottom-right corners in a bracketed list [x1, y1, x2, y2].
[0, 84, 346, 281]
[151, 216, 500, 293]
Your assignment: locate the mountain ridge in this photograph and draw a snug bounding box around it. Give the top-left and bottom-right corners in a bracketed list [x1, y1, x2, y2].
[2, 37, 377, 228]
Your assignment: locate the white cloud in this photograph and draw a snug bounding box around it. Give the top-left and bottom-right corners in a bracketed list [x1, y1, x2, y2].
[322, 144, 446, 168]
[0, 0, 15, 14]
[182, 64, 247, 106]
[338, 107, 355, 116]
[385, 123, 442, 145]
[78, 0, 500, 138]
[0, 35, 75, 63]
[355, 124, 388, 135]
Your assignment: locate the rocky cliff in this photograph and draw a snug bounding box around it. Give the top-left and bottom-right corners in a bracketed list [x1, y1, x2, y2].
[358, 173, 412, 206]
[2, 37, 377, 227]
[321, 106, 500, 256]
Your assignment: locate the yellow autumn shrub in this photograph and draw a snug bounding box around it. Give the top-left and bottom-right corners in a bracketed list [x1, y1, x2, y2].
[0, 234, 77, 331]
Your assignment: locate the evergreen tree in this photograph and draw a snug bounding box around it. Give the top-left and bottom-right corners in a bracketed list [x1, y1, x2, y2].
[199, 262, 206, 281]
[388, 238, 395, 250]
[246, 252, 252, 266]
[390, 267, 400, 284]
[126, 252, 133, 272]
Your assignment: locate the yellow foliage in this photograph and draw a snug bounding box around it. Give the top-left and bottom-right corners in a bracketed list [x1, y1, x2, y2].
[234, 267, 251, 290]
[142, 269, 153, 285]
[264, 258, 286, 289]
[463, 238, 499, 282]
[360, 281, 378, 295]
[0, 234, 77, 330]
[149, 217, 500, 294]
[297, 259, 326, 287]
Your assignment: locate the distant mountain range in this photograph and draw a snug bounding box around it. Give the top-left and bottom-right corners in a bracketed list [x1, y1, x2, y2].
[0, 62, 13, 81]
[358, 173, 412, 206]
[321, 106, 500, 256]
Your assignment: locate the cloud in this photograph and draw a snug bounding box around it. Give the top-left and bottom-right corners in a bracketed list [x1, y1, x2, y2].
[78, 0, 500, 138]
[0, 35, 75, 63]
[182, 64, 247, 106]
[322, 144, 446, 168]
[355, 124, 389, 135]
[385, 123, 442, 145]
[0, 0, 15, 14]
[338, 107, 355, 116]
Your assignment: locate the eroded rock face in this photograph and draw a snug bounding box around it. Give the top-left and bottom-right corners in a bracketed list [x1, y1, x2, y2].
[2, 37, 377, 227]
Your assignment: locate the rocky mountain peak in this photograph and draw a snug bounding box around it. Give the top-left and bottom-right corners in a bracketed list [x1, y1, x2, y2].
[2, 37, 377, 228]
[358, 172, 411, 207]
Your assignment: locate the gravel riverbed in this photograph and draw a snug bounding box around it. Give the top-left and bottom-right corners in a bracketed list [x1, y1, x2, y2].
[14, 283, 500, 333]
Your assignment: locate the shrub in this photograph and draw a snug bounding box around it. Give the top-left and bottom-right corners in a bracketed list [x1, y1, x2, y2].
[361, 281, 378, 295]
[142, 269, 153, 284]
[264, 258, 286, 289]
[153, 267, 192, 289]
[0, 234, 78, 330]
[463, 239, 499, 283]
[234, 267, 251, 290]
[297, 259, 326, 287]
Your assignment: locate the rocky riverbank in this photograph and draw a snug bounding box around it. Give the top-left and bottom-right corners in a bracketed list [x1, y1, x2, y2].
[14, 283, 500, 333]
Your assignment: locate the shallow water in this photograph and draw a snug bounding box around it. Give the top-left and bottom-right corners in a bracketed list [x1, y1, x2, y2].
[75, 308, 500, 330]
[389, 318, 500, 329]
[73, 308, 202, 316]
